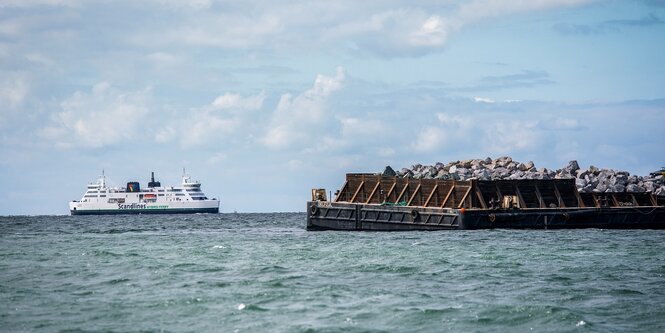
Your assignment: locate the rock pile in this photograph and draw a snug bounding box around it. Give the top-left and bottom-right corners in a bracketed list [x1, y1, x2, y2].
[385, 157, 665, 196]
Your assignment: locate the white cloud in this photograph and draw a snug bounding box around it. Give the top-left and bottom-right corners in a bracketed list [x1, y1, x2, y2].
[408, 15, 449, 47]
[206, 152, 227, 165]
[474, 96, 495, 104]
[157, 90, 266, 147]
[329, 9, 456, 56]
[0, 72, 29, 109]
[457, 0, 595, 23]
[551, 117, 581, 130]
[0, 0, 76, 8]
[412, 126, 446, 153]
[41, 82, 152, 148]
[436, 113, 471, 129]
[378, 147, 396, 157]
[212, 91, 266, 111]
[339, 117, 386, 138]
[25, 53, 54, 66]
[135, 14, 283, 49]
[146, 52, 179, 68]
[486, 120, 541, 152]
[180, 113, 239, 147]
[324, 1, 593, 56]
[262, 67, 345, 150]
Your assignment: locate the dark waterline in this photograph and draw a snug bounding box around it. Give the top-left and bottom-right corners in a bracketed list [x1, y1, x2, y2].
[1, 213, 665, 332]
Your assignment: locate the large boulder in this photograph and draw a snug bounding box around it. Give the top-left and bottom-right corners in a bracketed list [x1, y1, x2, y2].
[382, 166, 397, 177]
[495, 156, 513, 167]
[564, 160, 580, 174]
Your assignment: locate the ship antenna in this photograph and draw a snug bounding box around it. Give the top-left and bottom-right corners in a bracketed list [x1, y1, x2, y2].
[100, 169, 106, 188]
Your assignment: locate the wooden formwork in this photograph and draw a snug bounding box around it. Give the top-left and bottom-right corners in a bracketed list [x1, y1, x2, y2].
[334, 174, 660, 209]
[335, 174, 475, 209]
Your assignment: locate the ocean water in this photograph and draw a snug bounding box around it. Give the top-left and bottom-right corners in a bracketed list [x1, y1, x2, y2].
[1, 214, 665, 333]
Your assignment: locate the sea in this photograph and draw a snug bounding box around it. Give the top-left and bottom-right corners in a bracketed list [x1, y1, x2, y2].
[1, 213, 665, 333]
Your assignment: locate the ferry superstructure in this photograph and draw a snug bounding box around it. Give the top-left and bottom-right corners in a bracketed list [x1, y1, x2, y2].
[69, 172, 219, 215]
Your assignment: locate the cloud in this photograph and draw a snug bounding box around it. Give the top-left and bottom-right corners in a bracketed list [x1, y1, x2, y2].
[157, 90, 266, 147]
[120, 0, 597, 57]
[329, 9, 455, 56]
[134, 13, 284, 49]
[456, 0, 596, 22]
[212, 91, 266, 111]
[40, 82, 152, 148]
[554, 14, 664, 35]
[262, 67, 345, 150]
[0, 72, 29, 110]
[411, 126, 447, 153]
[474, 96, 495, 104]
[0, 0, 76, 8]
[462, 70, 555, 91]
[486, 120, 541, 153]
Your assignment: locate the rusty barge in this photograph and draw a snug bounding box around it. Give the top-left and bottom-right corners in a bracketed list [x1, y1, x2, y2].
[307, 173, 665, 231]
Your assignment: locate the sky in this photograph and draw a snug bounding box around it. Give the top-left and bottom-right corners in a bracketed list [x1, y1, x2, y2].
[1, 0, 664, 215]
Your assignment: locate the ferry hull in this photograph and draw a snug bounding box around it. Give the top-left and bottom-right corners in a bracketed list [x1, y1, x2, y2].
[70, 207, 219, 215]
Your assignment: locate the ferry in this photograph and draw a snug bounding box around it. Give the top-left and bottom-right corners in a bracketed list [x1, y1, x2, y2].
[69, 172, 219, 215]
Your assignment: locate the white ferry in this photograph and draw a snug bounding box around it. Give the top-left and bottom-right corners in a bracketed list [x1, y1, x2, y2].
[69, 172, 220, 215]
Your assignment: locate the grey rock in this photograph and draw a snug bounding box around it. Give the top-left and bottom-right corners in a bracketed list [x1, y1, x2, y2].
[495, 156, 513, 167]
[382, 166, 397, 177]
[474, 169, 491, 180]
[493, 167, 510, 179]
[575, 178, 587, 188]
[564, 160, 580, 174]
[456, 167, 470, 175]
[656, 186, 665, 196]
[626, 184, 646, 193]
[576, 169, 588, 179]
[589, 165, 599, 175]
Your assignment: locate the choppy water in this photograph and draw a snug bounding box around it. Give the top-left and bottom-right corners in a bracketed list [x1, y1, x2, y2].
[1, 213, 665, 332]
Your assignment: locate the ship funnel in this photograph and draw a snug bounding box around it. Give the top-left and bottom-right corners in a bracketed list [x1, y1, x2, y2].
[148, 171, 161, 188]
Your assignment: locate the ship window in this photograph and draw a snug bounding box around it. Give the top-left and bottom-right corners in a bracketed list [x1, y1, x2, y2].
[158, 194, 164, 196]
[100, 195, 106, 197]
[169, 189, 183, 192]
[175, 193, 185, 196]
[84, 195, 97, 198]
